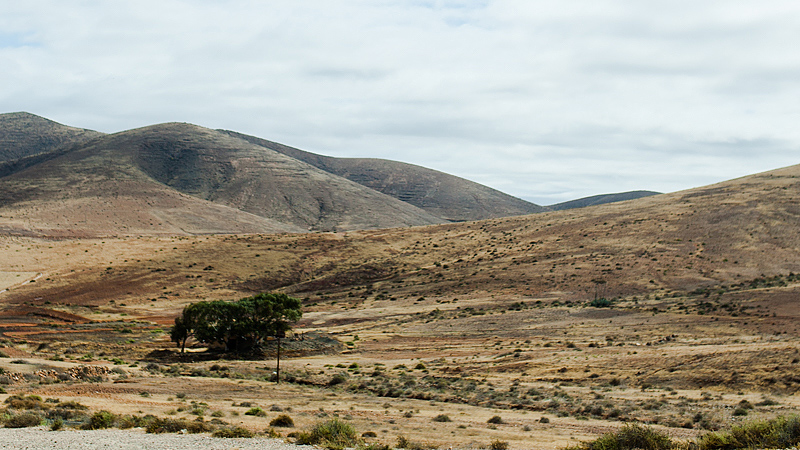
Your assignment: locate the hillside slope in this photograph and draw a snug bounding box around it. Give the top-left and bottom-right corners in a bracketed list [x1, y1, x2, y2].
[0, 112, 103, 162]
[547, 190, 660, 211]
[0, 122, 445, 235]
[221, 130, 545, 221]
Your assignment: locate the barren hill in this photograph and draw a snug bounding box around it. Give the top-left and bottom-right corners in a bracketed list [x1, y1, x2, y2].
[547, 190, 660, 211]
[221, 130, 545, 221]
[1, 160, 799, 449]
[0, 112, 102, 162]
[0, 114, 555, 235]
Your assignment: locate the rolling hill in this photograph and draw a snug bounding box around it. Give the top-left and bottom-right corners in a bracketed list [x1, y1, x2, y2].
[221, 130, 546, 222]
[0, 112, 102, 162]
[0, 113, 546, 235]
[547, 190, 661, 211]
[1, 139, 799, 448]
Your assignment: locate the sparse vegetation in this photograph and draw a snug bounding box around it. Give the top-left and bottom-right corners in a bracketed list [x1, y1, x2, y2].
[697, 415, 800, 450]
[565, 423, 675, 450]
[295, 418, 360, 449]
[212, 426, 254, 438]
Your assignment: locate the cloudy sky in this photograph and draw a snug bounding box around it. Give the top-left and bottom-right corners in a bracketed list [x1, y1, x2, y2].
[2, 1, 800, 204]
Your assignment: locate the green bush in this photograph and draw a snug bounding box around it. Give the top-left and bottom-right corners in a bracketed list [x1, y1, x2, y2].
[212, 426, 254, 438]
[589, 298, 613, 308]
[432, 414, 451, 422]
[697, 415, 800, 450]
[566, 423, 675, 450]
[487, 415, 504, 424]
[270, 414, 294, 427]
[82, 411, 115, 430]
[5, 412, 43, 428]
[295, 418, 360, 450]
[245, 407, 266, 417]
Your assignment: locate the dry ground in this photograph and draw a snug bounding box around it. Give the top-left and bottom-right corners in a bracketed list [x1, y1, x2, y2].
[1, 166, 800, 448]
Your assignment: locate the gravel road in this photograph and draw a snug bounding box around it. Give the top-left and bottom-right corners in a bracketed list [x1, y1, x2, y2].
[0, 427, 312, 449]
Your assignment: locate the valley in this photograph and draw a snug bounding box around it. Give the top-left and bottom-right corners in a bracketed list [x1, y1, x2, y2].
[0, 114, 798, 448]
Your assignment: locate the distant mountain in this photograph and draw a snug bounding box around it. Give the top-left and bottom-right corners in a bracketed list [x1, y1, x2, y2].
[547, 190, 661, 211]
[0, 113, 546, 236]
[220, 130, 546, 222]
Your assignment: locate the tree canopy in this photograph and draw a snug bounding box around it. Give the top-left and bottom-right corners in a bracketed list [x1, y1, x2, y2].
[171, 293, 302, 353]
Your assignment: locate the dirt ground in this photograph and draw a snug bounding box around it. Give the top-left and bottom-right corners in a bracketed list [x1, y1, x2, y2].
[1, 168, 800, 448]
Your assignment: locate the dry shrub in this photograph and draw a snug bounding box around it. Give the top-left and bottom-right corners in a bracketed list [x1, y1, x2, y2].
[295, 418, 360, 449]
[269, 414, 294, 427]
[697, 415, 800, 450]
[4, 412, 42, 428]
[565, 423, 675, 450]
[212, 426, 254, 438]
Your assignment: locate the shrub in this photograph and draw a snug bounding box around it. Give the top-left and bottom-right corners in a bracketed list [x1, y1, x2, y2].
[732, 407, 749, 417]
[295, 418, 360, 449]
[4, 394, 45, 410]
[697, 415, 800, 450]
[396, 435, 430, 450]
[566, 423, 675, 450]
[145, 417, 213, 434]
[358, 444, 391, 450]
[589, 298, 613, 308]
[432, 414, 451, 422]
[212, 426, 254, 438]
[270, 414, 294, 427]
[329, 374, 347, 386]
[57, 401, 88, 410]
[487, 415, 504, 424]
[82, 411, 115, 430]
[50, 418, 63, 431]
[245, 407, 266, 417]
[490, 440, 509, 450]
[5, 412, 42, 428]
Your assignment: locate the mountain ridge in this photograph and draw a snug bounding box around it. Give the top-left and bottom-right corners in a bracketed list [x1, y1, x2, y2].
[220, 130, 545, 222]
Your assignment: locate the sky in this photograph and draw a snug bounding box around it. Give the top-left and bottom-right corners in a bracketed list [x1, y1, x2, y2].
[2, 1, 800, 205]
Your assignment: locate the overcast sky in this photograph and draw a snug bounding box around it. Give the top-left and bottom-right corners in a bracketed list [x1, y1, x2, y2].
[2, 1, 799, 204]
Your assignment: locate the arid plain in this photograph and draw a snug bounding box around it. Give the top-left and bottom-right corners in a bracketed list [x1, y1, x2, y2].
[1, 158, 799, 448]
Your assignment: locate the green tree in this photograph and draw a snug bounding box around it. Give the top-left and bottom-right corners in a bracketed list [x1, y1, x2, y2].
[170, 293, 302, 358]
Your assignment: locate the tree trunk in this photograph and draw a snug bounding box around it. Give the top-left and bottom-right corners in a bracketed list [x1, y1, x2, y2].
[275, 336, 281, 383]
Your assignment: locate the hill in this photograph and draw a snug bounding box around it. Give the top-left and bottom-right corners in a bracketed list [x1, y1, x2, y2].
[221, 130, 545, 222]
[547, 190, 661, 211]
[0, 114, 550, 235]
[0, 112, 102, 162]
[1, 161, 799, 448]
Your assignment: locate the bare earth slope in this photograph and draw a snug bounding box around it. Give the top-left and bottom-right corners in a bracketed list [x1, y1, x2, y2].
[548, 190, 661, 211]
[129, 123, 444, 231]
[1, 163, 799, 449]
[0, 122, 445, 234]
[0, 112, 103, 162]
[221, 130, 546, 221]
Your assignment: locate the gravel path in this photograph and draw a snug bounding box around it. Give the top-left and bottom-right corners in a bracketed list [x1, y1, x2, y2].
[0, 427, 312, 449]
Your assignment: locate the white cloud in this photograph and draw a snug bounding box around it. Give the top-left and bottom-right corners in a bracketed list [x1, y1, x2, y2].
[2, 1, 800, 204]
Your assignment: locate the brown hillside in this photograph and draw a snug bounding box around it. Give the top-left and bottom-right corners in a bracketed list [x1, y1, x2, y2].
[0, 112, 103, 162]
[0, 123, 445, 234]
[1, 163, 799, 449]
[4, 162, 799, 311]
[222, 130, 546, 221]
